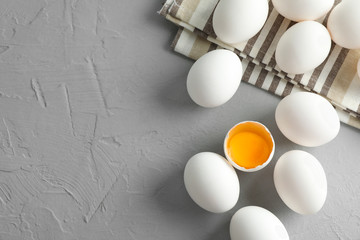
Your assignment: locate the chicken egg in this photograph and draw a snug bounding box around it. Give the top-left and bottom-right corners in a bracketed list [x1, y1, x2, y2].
[213, 0, 269, 44]
[327, 0, 360, 49]
[275, 92, 340, 147]
[224, 121, 275, 172]
[186, 49, 242, 108]
[274, 150, 327, 215]
[230, 206, 289, 240]
[184, 152, 240, 213]
[275, 21, 331, 74]
[272, 0, 334, 22]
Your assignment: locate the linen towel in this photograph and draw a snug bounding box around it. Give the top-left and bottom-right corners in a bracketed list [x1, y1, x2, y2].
[159, 0, 360, 129]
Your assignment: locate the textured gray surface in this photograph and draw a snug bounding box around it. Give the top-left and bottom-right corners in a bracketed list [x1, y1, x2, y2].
[0, 0, 359, 239]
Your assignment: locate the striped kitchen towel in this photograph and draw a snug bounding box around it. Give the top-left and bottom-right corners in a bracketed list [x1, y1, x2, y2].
[159, 0, 360, 129]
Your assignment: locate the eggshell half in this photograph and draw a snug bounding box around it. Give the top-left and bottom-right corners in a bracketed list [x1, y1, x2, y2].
[275, 21, 331, 74]
[213, 0, 268, 44]
[224, 121, 275, 172]
[230, 206, 289, 240]
[275, 92, 340, 147]
[186, 49, 242, 108]
[327, 0, 360, 49]
[184, 152, 240, 213]
[274, 150, 327, 215]
[272, 0, 334, 22]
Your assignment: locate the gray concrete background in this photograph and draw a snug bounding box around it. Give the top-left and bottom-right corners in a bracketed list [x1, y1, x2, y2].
[0, 0, 359, 239]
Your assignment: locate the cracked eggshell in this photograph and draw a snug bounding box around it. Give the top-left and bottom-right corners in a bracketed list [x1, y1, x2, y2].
[186, 49, 242, 108]
[184, 152, 240, 213]
[275, 21, 331, 74]
[275, 92, 340, 147]
[272, 0, 334, 22]
[327, 0, 360, 49]
[230, 206, 289, 240]
[213, 0, 268, 44]
[274, 150, 327, 215]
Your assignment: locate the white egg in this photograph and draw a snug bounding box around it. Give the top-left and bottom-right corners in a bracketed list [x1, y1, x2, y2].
[327, 0, 360, 49]
[184, 152, 240, 213]
[274, 150, 327, 215]
[272, 0, 334, 22]
[230, 206, 289, 240]
[213, 0, 268, 44]
[275, 92, 340, 147]
[187, 49, 242, 108]
[275, 21, 331, 74]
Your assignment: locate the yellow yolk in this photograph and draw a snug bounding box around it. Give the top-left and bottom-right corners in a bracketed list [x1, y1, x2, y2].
[226, 122, 273, 169]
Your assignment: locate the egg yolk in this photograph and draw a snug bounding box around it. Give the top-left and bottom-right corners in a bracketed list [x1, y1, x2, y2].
[226, 122, 273, 169]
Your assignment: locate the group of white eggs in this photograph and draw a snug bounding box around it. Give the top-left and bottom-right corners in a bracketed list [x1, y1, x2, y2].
[184, 91, 340, 240]
[181, 0, 359, 239]
[213, 0, 360, 74]
[188, 0, 360, 110]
